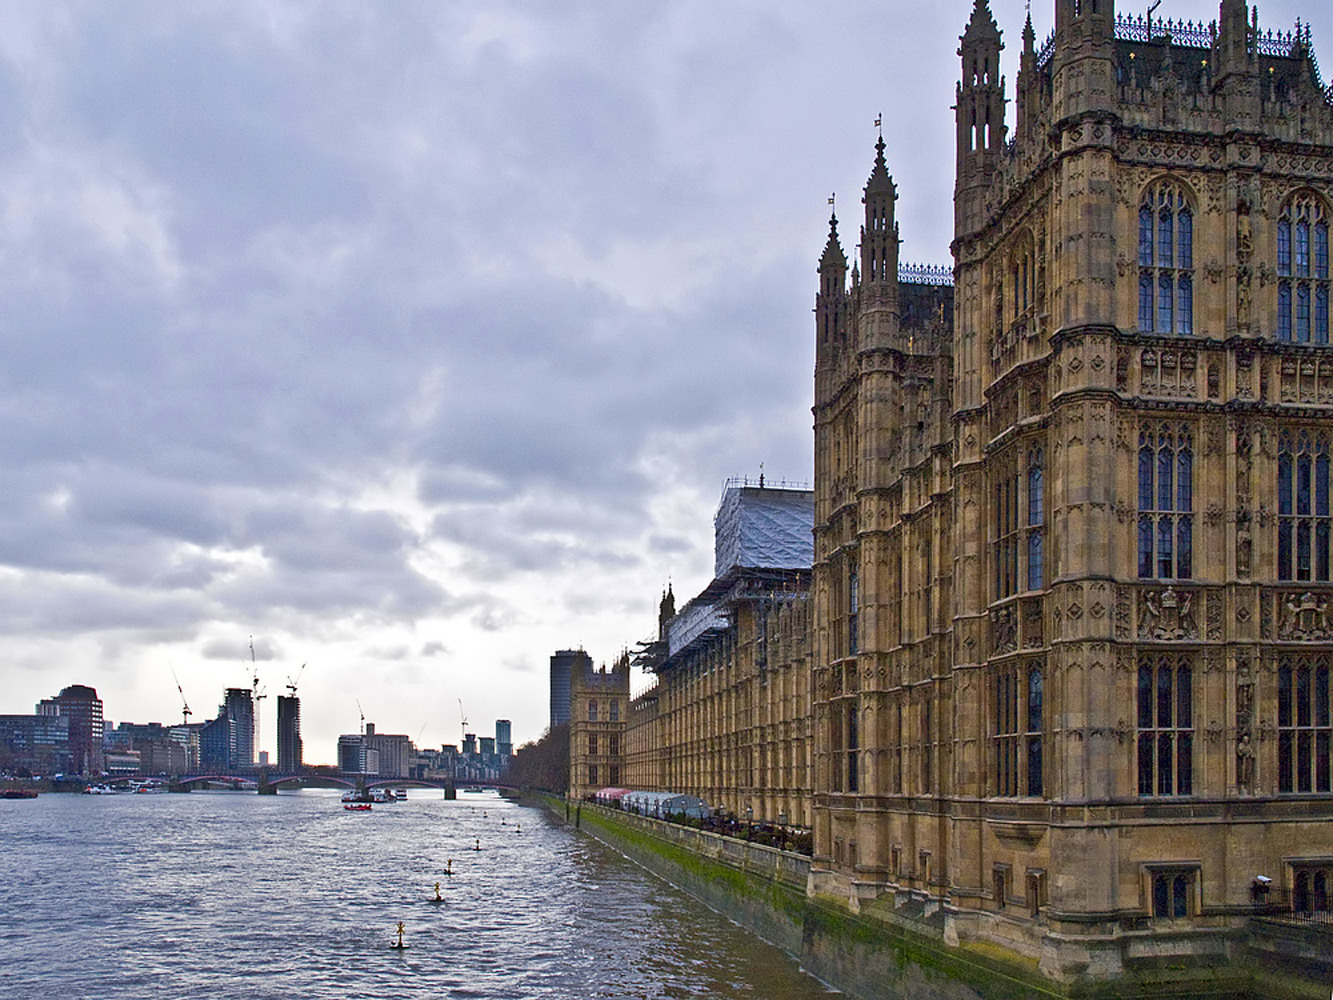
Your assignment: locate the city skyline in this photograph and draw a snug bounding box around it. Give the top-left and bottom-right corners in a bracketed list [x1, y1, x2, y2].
[1, 0, 1327, 759]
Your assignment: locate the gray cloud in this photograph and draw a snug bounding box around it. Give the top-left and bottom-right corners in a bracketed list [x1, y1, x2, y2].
[0, 0, 1320, 755]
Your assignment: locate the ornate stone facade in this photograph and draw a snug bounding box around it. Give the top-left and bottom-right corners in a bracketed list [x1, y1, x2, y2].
[624, 486, 815, 828]
[567, 654, 628, 801]
[812, 0, 1333, 982]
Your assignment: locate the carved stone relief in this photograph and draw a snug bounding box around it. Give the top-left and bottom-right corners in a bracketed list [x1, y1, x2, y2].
[1277, 591, 1333, 641]
[1138, 586, 1197, 640]
[1206, 592, 1223, 642]
[1236, 351, 1254, 400]
[1021, 599, 1044, 649]
[1115, 588, 1132, 640]
[1236, 656, 1255, 793]
[1236, 200, 1253, 329]
[992, 605, 1017, 656]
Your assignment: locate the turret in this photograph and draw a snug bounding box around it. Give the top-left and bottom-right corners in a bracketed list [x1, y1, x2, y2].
[815, 210, 849, 387]
[956, 0, 1006, 176]
[955, 0, 1006, 236]
[1015, 9, 1038, 140]
[860, 136, 899, 287]
[1050, 0, 1117, 122]
[658, 585, 675, 642]
[859, 136, 901, 350]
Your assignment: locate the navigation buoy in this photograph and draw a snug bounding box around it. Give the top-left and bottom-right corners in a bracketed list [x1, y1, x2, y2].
[430, 882, 443, 904]
[444, 859, 454, 876]
[515, 824, 521, 834]
[391, 921, 409, 950]
[472, 837, 481, 851]
[501, 817, 506, 825]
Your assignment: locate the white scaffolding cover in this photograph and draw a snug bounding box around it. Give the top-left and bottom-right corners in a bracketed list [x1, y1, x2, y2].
[713, 487, 814, 578]
[665, 486, 813, 658]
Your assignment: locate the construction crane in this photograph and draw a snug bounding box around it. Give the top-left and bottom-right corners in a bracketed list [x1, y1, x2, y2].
[170, 667, 192, 726]
[286, 662, 306, 697]
[458, 698, 468, 744]
[250, 636, 267, 760]
[356, 698, 366, 735]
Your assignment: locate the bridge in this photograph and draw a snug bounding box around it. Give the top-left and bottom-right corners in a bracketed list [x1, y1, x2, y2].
[107, 772, 505, 795]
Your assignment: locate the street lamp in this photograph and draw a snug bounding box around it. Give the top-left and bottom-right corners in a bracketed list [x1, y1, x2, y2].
[745, 805, 753, 841]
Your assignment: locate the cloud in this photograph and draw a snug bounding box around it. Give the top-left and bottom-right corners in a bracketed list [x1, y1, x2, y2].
[0, 0, 1321, 757]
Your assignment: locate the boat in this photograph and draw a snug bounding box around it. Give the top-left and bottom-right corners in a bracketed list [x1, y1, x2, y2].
[83, 784, 120, 795]
[1, 789, 38, 799]
[344, 802, 371, 812]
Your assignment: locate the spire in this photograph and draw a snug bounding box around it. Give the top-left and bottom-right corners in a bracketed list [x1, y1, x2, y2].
[1022, 5, 1035, 52]
[865, 135, 895, 198]
[819, 209, 847, 273]
[861, 134, 898, 286]
[955, 0, 1006, 188]
[962, 0, 1001, 42]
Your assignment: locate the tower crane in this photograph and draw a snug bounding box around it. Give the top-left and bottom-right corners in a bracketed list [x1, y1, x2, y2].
[170, 667, 192, 726]
[286, 662, 306, 697]
[356, 698, 366, 735]
[458, 698, 468, 744]
[250, 636, 267, 760]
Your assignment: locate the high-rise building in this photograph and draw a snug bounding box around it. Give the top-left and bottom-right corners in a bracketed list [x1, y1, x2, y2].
[0, 713, 70, 774]
[197, 711, 231, 771]
[549, 649, 589, 728]
[337, 733, 366, 773]
[495, 719, 513, 758]
[36, 684, 104, 775]
[276, 694, 302, 771]
[811, 0, 1333, 980]
[222, 688, 254, 770]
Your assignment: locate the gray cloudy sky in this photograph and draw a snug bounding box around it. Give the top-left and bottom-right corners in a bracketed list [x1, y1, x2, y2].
[1, 0, 1325, 761]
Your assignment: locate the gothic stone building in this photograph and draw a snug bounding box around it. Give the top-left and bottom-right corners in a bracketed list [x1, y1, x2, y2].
[627, 483, 815, 826]
[567, 652, 629, 800]
[812, 0, 1333, 981]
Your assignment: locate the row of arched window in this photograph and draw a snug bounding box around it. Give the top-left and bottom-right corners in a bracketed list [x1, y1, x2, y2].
[984, 424, 1333, 586]
[1134, 181, 1329, 343]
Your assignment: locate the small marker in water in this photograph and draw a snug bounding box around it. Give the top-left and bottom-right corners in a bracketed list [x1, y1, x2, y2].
[473, 837, 481, 851]
[431, 882, 443, 903]
[391, 921, 408, 950]
[444, 858, 454, 875]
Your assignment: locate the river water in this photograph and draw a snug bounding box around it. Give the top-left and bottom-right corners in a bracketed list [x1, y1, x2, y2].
[0, 788, 837, 999]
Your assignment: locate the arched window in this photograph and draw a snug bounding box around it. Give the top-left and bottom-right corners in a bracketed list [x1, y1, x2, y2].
[588, 700, 598, 722]
[1027, 448, 1044, 591]
[1278, 193, 1330, 343]
[993, 661, 1044, 798]
[1138, 425, 1193, 579]
[1138, 181, 1194, 335]
[1138, 654, 1194, 796]
[1277, 654, 1332, 793]
[1278, 431, 1333, 581]
[993, 442, 1046, 601]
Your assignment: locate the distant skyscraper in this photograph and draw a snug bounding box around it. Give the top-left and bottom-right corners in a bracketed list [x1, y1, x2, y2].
[495, 719, 512, 757]
[337, 734, 365, 773]
[549, 649, 589, 729]
[198, 712, 231, 771]
[223, 688, 254, 769]
[277, 695, 302, 771]
[36, 684, 104, 775]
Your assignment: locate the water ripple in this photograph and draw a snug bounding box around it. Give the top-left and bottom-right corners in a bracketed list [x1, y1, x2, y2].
[0, 790, 837, 999]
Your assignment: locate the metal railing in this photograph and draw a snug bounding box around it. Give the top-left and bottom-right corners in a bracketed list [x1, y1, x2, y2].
[898, 262, 954, 287]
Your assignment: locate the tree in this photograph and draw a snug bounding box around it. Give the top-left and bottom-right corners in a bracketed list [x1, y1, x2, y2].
[506, 723, 568, 793]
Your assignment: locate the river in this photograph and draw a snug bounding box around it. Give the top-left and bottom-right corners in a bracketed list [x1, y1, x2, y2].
[0, 788, 838, 999]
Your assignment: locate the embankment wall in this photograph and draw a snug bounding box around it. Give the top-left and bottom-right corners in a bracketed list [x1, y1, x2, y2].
[527, 795, 1328, 1000]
